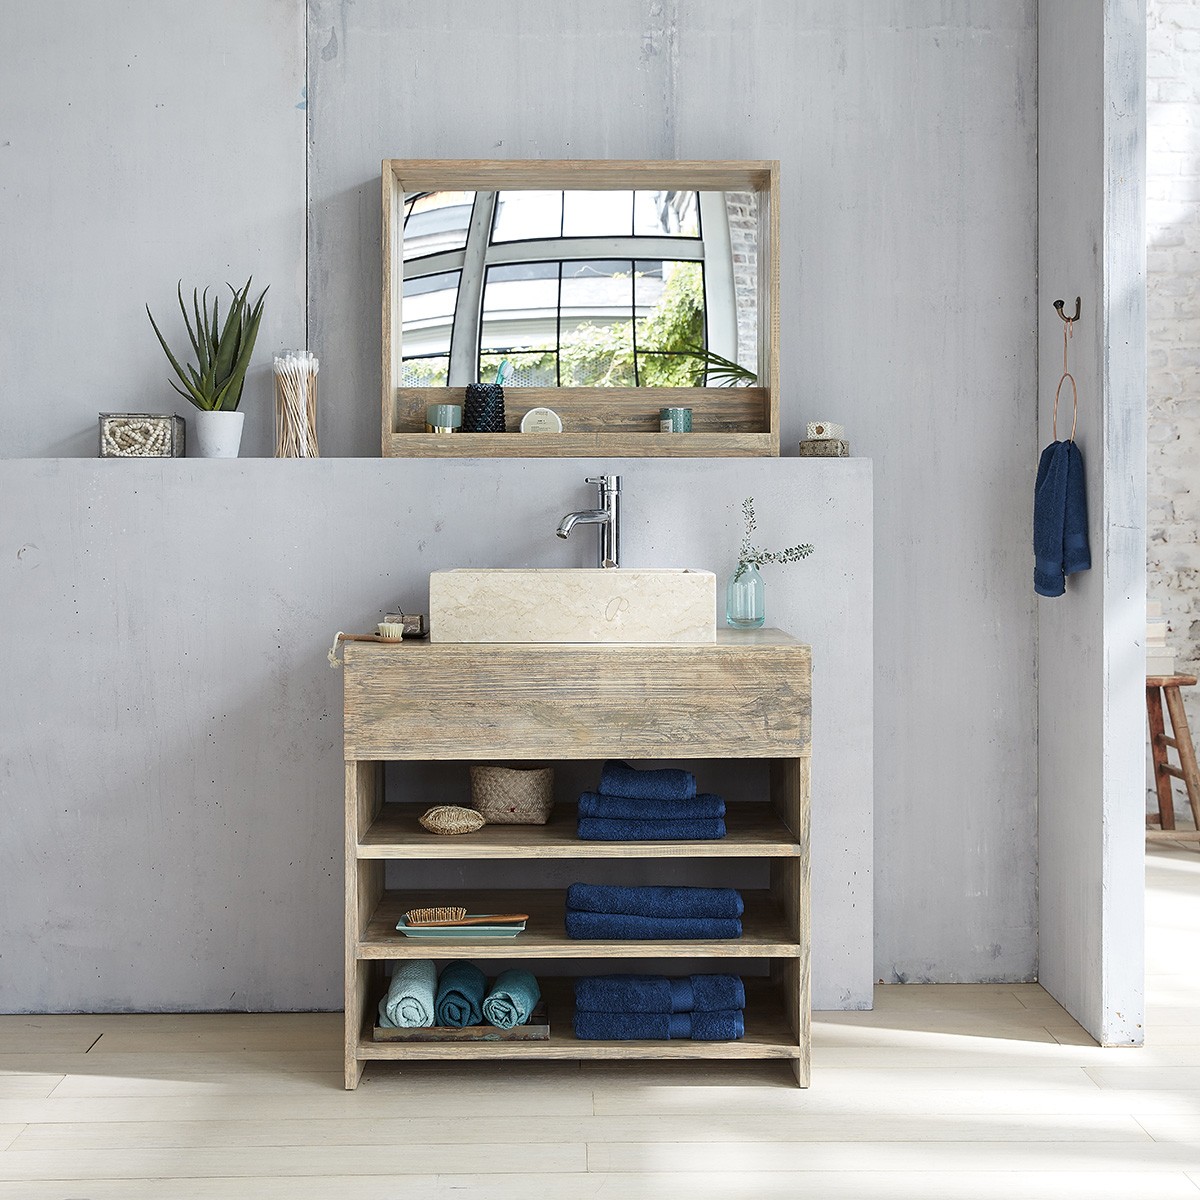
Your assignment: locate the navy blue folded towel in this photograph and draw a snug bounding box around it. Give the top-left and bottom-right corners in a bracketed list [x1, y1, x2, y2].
[575, 974, 746, 1014]
[434, 960, 487, 1027]
[577, 816, 727, 841]
[565, 883, 744, 919]
[574, 1009, 745, 1041]
[1035, 439, 1091, 597]
[578, 792, 725, 820]
[600, 761, 696, 801]
[565, 911, 743, 940]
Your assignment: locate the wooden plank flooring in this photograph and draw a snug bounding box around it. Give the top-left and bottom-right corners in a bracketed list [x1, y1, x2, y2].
[0, 837, 1196, 1198]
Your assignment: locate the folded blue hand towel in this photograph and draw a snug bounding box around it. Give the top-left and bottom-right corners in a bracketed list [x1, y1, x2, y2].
[573, 1009, 745, 1041]
[575, 974, 746, 1014]
[1064, 441, 1091, 576]
[566, 882, 744, 919]
[377, 959, 437, 1028]
[578, 792, 726, 820]
[565, 910, 742, 940]
[434, 960, 488, 1027]
[481, 969, 541, 1030]
[578, 816, 727, 841]
[600, 760, 696, 800]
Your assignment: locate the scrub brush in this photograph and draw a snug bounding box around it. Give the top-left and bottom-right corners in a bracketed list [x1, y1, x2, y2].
[403, 906, 528, 927]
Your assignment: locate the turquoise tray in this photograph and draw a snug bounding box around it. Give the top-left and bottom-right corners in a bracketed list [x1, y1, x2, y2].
[395, 915, 527, 939]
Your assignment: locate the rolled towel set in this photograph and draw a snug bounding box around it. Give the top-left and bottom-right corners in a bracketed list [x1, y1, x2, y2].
[578, 762, 728, 841]
[378, 960, 541, 1030]
[574, 973, 747, 1041]
[565, 883, 744, 941]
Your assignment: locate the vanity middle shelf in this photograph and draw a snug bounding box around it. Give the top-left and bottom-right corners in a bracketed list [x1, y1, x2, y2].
[358, 889, 800, 959]
[359, 801, 801, 859]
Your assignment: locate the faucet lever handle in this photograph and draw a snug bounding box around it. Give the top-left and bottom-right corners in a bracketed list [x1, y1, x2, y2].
[585, 474, 620, 490]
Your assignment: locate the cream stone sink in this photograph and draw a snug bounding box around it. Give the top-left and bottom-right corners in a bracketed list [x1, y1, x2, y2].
[428, 568, 717, 644]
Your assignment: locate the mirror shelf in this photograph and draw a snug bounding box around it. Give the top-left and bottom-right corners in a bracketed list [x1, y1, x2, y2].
[382, 160, 779, 459]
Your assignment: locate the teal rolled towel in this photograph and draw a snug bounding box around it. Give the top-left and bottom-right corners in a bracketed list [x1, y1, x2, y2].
[377, 960, 437, 1028]
[482, 969, 542, 1029]
[435, 960, 488, 1027]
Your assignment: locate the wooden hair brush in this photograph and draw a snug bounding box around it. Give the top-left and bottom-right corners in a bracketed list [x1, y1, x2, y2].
[403, 906, 528, 927]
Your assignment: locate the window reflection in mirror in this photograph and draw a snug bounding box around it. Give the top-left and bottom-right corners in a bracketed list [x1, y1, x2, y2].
[400, 189, 755, 387]
[402, 192, 474, 261]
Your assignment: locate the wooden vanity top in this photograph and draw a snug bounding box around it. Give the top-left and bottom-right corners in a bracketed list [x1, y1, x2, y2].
[343, 629, 811, 761]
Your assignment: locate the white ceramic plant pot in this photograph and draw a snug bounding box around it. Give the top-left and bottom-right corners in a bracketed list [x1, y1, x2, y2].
[193, 409, 245, 458]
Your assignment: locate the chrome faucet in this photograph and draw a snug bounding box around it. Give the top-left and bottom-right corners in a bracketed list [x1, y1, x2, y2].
[556, 474, 621, 568]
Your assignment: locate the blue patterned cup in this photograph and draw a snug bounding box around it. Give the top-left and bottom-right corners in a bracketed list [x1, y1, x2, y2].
[660, 407, 693, 433]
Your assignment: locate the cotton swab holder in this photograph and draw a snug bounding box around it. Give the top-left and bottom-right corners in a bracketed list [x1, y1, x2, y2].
[273, 350, 320, 458]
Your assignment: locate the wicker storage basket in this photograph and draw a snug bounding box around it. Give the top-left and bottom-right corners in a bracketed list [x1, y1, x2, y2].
[470, 763, 555, 824]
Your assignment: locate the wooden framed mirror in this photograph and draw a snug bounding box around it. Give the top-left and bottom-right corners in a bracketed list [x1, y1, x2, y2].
[382, 160, 779, 457]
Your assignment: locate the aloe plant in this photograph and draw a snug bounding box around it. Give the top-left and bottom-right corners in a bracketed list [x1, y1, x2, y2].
[147, 279, 268, 411]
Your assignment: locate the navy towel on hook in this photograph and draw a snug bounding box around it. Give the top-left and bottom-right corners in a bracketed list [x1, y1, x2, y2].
[1034, 439, 1090, 597]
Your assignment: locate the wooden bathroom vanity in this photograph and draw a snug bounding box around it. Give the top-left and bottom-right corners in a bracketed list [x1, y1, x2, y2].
[341, 630, 811, 1088]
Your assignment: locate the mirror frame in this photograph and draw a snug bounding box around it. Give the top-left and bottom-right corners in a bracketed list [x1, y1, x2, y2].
[382, 160, 779, 457]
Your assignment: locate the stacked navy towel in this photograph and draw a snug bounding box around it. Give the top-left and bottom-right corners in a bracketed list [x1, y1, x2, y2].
[577, 761, 727, 841]
[564, 883, 744, 940]
[573, 973, 746, 1041]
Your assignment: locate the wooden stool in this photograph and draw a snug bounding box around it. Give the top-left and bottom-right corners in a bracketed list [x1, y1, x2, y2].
[1147, 674, 1200, 835]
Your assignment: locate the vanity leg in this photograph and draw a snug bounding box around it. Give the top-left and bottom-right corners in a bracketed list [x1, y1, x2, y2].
[345, 761, 383, 1090]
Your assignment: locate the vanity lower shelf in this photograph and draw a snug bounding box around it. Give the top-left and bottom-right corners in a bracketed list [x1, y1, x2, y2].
[357, 981, 799, 1062]
[359, 801, 801, 859]
[358, 889, 800, 960]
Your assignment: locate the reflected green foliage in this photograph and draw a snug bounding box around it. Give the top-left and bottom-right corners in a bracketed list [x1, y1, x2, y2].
[487, 261, 707, 387]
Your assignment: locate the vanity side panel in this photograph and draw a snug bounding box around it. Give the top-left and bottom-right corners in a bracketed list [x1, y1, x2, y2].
[344, 760, 382, 1088]
[343, 642, 811, 760]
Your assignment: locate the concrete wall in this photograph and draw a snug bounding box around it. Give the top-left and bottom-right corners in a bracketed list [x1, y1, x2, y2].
[309, 0, 1041, 989]
[0, 0, 307, 459]
[1147, 0, 1200, 773]
[0, 458, 871, 1011]
[0, 0, 1045, 1009]
[1037, 0, 1146, 1044]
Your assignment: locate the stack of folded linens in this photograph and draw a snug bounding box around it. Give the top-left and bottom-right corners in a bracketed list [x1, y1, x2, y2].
[573, 973, 746, 1041]
[577, 760, 727, 841]
[564, 883, 743, 940]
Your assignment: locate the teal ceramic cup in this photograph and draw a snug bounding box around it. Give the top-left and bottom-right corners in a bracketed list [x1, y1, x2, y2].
[660, 407, 693, 433]
[425, 404, 462, 433]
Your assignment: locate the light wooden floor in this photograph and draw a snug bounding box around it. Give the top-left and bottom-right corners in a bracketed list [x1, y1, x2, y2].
[1, 839, 1197, 1199]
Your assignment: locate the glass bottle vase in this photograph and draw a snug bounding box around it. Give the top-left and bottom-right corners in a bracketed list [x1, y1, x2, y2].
[726, 562, 765, 629]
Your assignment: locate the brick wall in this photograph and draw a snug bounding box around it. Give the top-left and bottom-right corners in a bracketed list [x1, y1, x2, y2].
[1148, 1, 1200, 813]
[725, 191, 759, 373]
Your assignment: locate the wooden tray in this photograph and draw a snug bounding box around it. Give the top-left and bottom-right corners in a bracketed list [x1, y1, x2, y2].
[373, 1002, 549, 1042]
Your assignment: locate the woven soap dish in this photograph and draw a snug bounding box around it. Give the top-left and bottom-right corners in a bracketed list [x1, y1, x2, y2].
[419, 805, 486, 835]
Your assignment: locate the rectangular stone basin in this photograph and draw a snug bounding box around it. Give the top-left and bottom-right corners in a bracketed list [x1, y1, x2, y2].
[428, 568, 717, 644]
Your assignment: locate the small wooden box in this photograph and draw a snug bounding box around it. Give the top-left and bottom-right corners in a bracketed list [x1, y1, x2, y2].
[797, 437, 849, 458]
[99, 413, 185, 458]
